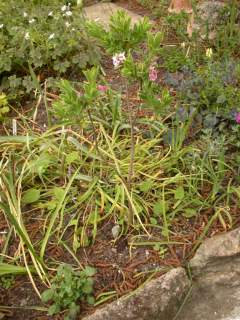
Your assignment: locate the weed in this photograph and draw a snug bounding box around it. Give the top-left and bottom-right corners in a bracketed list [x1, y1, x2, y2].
[41, 264, 96, 320]
[0, 274, 15, 289]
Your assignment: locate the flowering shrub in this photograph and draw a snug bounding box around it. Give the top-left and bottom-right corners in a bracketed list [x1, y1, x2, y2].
[0, 0, 101, 96]
[88, 10, 172, 114]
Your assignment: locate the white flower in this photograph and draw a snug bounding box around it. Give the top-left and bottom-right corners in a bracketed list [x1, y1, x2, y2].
[206, 48, 213, 58]
[181, 42, 186, 49]
[48, 11, 53, 17]
[71, 28, 75, 31]
[29, 18, 35, 24]
[65, 21, 71, 28]
[25, 32, 30, 40]
[23, 12, 28, 17]
[61, 5, 67, 11]
[0, 24, 3, 29]
[48, 33, 55, 40]
[65, 11, 72, 16]
[112, 52, 126, 68]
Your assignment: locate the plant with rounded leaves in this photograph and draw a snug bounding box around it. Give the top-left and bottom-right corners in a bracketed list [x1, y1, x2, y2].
[41, 264, 96, 320]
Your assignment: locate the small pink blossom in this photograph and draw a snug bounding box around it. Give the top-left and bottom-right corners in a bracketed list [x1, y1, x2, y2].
[97, 85, 108, 92]
[235, 112, 240, 124]
[149, 66, 158, 82]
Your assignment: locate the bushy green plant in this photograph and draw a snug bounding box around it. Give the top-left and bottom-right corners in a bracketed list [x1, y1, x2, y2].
[164, 11, 189, 41]
[0, 275, 15, 289]
[160, 45, 191, 72]
[53, 66, 122, 126]
[87, 10, 151, 54]
[213, 2, 240, 56]
[164, 59, 240, 137]
[41, 264, 96, 320]
[0, 0, 101, 96]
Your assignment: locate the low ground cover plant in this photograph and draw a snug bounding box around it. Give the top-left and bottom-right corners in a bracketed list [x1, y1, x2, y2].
[0, 0, 100, 98]
[41, 264, 96, 319]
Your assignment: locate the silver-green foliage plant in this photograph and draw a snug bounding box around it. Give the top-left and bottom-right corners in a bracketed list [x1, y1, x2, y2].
[41, 264, 96, 320]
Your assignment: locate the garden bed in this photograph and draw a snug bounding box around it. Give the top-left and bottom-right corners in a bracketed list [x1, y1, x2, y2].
[0, 0, 240, 319]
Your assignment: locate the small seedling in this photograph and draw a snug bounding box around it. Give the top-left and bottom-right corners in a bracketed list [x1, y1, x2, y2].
[41, 264, 96, 320]
[0, 275, 15, 289]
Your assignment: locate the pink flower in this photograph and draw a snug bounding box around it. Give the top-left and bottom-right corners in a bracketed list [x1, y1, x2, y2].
[97, 85, 108, 92]
[149, 66, 158, 82]
[235, 112, 240, 124]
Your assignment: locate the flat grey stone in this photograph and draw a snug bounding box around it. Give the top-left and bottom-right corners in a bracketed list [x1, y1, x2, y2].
[192, 1, 228, 39]
[83, 3, 144, 28]
[190, 227, 240, 280]
[177, 282, 240, 320]
[178, 228, 240, 320]
[82, 267, 190, 320]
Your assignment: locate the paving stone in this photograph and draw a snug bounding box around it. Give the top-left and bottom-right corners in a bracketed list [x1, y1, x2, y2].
[84, 3, 144, 28]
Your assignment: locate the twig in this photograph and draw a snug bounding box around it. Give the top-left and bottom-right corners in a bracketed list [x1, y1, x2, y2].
[126, 81, 135, 225]
[87, 107, 100, 155]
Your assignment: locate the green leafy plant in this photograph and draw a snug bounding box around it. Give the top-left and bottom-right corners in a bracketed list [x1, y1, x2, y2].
[165, 59, 240, 141]
[0, 0, 101, 97]
[53, 66, 122, 126]
[160, 46, 191, 72]
[0, 262, 32, 276]
[0, 275, 15, 289]
[41, 264, 96, 320]
[87, 10, 151, 54]
[212, 1, 240, 56]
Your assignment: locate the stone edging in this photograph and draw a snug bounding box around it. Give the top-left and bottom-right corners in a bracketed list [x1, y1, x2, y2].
[82, 267, 191, 320]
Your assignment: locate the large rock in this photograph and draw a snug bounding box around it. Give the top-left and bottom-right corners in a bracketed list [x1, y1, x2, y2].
[190, 227, 240, 285]
[192, 1, 227, 39]
[84, 3, 144, 28]
[178, 227, 240, 320]
[82, 268, 190, 320]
